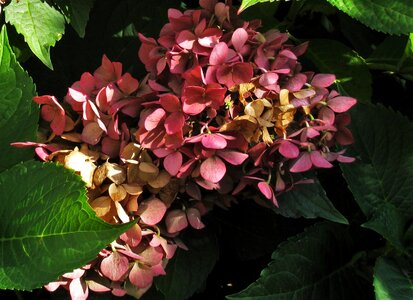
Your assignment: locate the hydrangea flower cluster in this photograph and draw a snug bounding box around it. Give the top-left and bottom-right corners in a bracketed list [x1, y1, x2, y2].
[15, 0, 356, 298]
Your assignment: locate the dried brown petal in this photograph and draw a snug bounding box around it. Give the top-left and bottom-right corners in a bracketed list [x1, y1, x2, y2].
[60, 132, 82, 143]
[93, 164, 107, 187]
[109, 183, 128, 202]
[148, 170, 171, 189]
[90, 196, 112, 218]
[121, 142, 142, 163]
[158, 179, 180, 207]
[106, 163, 126, 184]
[138, 162, 159, 182]
[123, 183, 143, 196]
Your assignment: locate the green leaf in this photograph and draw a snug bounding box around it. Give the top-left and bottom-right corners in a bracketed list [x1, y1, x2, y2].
[0, 160, 133, 290]
[374, 257, 413, 300]
[341, 104, 413, 250]
[238, 0, 277, 14]
[5, 0, 66, 69]
[275, 179, 348, 224]
[227, 222, 372, 299]
[155, 229, 219, 300]
[325, 0, 413, 35]
[52, 0, 95, 37]
[305, 39, 372, 102]
[0, 25, 38, 172]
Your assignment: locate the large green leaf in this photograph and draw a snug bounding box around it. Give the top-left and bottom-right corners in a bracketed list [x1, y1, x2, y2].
[52, 0, 95, 38]
[374, 257, 413, 300]
[227, 222, 372, 299]
[238, 0, 276, 14]
[0, 25, 38, 172]
[5, 0, 65, 69]
[305, 39, 372, 102]
[0, 160, 133, 290]
[325, 0, 413, 35]
[155, 229, 219, 300]
[341, 104, 413, 250]
[275, 180, 348, 224]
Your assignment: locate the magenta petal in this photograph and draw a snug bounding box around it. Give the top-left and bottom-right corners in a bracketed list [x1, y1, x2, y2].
[138, 198, 167, 226]
[164, 151, 183, 176]
[311, 73, 336, 87]
[231, 28, 248, 53]
[165, 209, 188, 233]
[279, 140, 299, 159]
[100, 252, 129, 282]
[210, 42, 228, 65]
[328, 96, 357, 113]
[319, 107, 335, 125]
[144, 108, 166, 131]
[69, 278, 89, 300]
[259, 72, 279, 88]
[284, 73, 307, 92]
[129, 263, 153, 289]
[310, 151, 333, 168]
[337, 154, 356, 163]
[176, 30, 196, 49]
[216, 150, 248, 165]
[186, 208, 205, 230]
[202, 134, 227, 149]
[200, 156, 226, 183]
[257, 181, 273, 200]
[164, 111, 185, 134]
[290, 152, 312, 173]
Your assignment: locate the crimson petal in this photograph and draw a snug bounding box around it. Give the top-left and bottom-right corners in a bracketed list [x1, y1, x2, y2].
[164, 151, 183, 176]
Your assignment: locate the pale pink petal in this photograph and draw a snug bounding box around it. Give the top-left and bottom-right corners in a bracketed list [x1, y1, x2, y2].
[120, 224, 142, 247]
[144, 108, 166, 131]
[63, 268, 85, 279]
[129, 263, 153, 289]
[216, 150, 248, 165]
[100, 252, 129, 282]
[186, 208, 205, 230]
[200, 156, 226, 183]
[86, 279, 111, 293]
[337, 154, 356, 163]
[290, 152, 312, 173]
[259, 72, 279, 89]
[310, 151, 333, 168]
[279, 140, 299, 159]
[164, 151, 183, 176]
[69, 278, 89, 300]
[176, 30, 197, 50]
[328, 96, 357, 113]
[210, 42, 228, 65]
[165, 209, 188, 233]
[231, 28, 248, 53]
[138, 198, 167, 226]
[311, 73, 336, 87]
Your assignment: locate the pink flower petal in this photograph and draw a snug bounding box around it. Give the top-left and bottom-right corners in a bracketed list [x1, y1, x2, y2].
[290, 152, 312, 173]
[257, 181, 273, 200]
[176, 30, 197, 50]
[284, 73, 307, 92]
[310, 151, 333, 168]
[100, 252, 129, 282]
[311, 73, 336, 87]
[202, 134, 227, 149]
[210, 42, 228, 65]
[165, 209, 188, 233]
[186, 207, 205, 230]
[259, 72, 279, 89]
[328, 96, 357, 113]
[159, 94, 181, 112]
[164, 151, 183, 176]
[231, 28, 248, 53]
[216, 150, 248, 165]
[144, 108, 166, 131]
[279, 140, 299, 159]
[164, 111, 185, 134]
[69, 278, 89, 300]
[117, 73, 139, 95]
[138, 198, 167, 226]
[200, 156, 226, 183]
[120, 224, 142, 247]
[129, 263, 153, 289]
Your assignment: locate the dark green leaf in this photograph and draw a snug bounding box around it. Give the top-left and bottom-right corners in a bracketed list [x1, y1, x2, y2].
[227, 222, 372, 299]
[341, 104, 413, 250]
[305, 39, 372, 102]
[374, 257, 413, 300]
[155, 229, 219, 300]
[276, 180, 348, 224]
[52, 0, 95, 38]
[5, 0, 65, 69]
[325, 0, 413, 35]
[0, 161, 133, 290]
[0, 25, 38, 172]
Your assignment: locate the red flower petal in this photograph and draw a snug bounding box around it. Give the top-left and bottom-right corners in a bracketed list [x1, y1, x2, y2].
[164, 151, 183, 176]
[117, 72, 139, 95]
[138, 198, 167, 226]
[176, 30, 197, 50]
[164, 111, 185, 134]
[328, 96, 357, 113]
[200, 156, 226, 183]
[290, 152, 312, 173]
[216, 150, 248, 165]
[159, 94, 181, 112]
